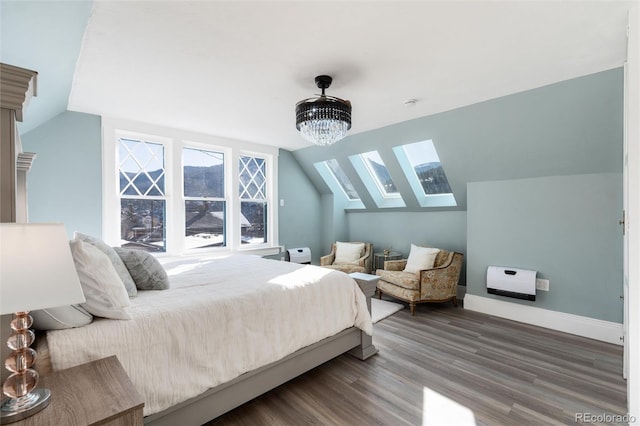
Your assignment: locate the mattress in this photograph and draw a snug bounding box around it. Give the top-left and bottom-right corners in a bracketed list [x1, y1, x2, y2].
[44, 255, 372, 415]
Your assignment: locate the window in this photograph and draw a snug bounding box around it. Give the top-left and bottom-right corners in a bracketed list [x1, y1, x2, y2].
[325, 159, 359, 200]
[118, 137, 166, 252]
[349, 150, 405, 208]
[183, 147, 226, 249]
[360, 150, 399, 196]
[393, 140, 456, 207]
[313, 159, 364, 209]
[104, 119, 279, 256]
[239, 155, 267, 245]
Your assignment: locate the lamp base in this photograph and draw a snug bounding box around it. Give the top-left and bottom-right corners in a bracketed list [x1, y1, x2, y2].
[0, 388, 51, 424]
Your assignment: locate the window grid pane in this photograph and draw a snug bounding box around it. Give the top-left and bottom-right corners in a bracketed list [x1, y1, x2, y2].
[183, 148, 224, 198]
[239, 156, 266, 200]
[119, 138, 165, 197]
[241, 201, 267, 245]
[184, 200, 226, 249]
[120, 199, 166, 252]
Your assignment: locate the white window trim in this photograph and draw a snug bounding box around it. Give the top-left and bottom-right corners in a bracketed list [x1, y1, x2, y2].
[102, 117, 279, 257]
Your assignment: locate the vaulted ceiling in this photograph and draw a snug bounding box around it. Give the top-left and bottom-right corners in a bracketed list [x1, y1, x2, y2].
[1, 1, 634, 151]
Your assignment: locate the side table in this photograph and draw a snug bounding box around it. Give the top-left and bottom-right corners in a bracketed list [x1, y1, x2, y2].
[349, 272, 380, 360]
[373, 251, 402, 271]
[12, 356, 144, 426]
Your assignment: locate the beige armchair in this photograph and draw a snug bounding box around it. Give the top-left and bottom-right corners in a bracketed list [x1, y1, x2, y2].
[320, 242, 373, 274]
[376, 249, 463, 315]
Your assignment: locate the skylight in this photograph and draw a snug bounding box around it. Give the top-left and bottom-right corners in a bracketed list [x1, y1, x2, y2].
[360, 151, 399, 197]
[349, 150, 405, 208]
[325, 159, 359, 200]
[314, 159, 364, 209]
[393, 140, 456, 207]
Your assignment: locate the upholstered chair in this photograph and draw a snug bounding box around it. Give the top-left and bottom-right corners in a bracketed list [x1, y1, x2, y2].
[376, 247, 463, 315]
[320, 241, 373, 274]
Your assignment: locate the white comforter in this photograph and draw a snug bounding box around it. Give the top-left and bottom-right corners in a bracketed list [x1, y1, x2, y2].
[46, 255, 372, 416]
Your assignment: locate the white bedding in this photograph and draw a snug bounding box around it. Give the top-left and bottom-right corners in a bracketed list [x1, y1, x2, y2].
[46, 255, 372, 416]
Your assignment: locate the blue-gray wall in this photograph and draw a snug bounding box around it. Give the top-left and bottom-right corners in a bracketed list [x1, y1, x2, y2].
[276, 149, 324, 263]
[347, 211, 467, 283]
[467, 174, 623, 323]
[1, 1, 93, 134]
[347, 211, 467, 256]
[21, 111, 102, 238]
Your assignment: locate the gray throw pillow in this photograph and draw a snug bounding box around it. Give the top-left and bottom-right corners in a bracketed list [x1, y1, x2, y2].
[114, 247, 170, 290]
[74, 231, 137, 297]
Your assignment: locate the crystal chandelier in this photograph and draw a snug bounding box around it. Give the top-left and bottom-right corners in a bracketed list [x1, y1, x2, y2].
[295, 75, 352, 146]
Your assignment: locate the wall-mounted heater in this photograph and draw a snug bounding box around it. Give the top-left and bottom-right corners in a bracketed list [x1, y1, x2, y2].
[486, 266, 536, 301]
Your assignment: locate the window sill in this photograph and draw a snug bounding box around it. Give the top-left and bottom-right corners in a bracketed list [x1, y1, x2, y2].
[236, 245, 282, 257]
[156, 245, 283, 262]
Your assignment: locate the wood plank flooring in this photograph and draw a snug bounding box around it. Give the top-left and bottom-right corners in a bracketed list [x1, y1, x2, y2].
[206, 300, 627, 426]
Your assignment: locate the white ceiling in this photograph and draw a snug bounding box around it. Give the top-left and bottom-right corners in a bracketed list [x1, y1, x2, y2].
[67, 0, 634, 151]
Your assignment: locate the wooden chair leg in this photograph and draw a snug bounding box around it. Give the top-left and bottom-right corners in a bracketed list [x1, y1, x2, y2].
[376, 289, 382, 299]
[410, 302, 416, 316]
[452, 296, 458, 307]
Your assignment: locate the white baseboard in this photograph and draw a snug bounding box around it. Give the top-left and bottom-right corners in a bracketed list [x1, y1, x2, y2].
[464, 294, 623, 345]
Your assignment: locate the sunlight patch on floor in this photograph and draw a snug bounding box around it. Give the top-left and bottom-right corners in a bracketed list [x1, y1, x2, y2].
[422, 387, 476, 426]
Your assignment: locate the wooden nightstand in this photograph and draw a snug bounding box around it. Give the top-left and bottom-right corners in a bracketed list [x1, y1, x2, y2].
[11, 356, 144, 426]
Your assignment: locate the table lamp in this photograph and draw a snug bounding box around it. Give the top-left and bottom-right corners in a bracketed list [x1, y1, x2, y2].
[0, 223, 85, 423]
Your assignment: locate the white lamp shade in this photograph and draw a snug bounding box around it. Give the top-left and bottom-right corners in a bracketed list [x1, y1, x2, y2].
[0, 223, 85, 314]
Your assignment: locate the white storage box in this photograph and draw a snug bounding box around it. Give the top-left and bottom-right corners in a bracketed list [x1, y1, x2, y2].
[287, 247, 311, 264]
[487, 266, 536, 301]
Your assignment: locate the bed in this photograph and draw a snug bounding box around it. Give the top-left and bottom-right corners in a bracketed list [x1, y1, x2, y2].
[40, 254, 375, 426]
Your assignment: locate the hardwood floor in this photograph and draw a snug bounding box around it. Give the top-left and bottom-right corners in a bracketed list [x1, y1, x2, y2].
[207, 301, 627, 426]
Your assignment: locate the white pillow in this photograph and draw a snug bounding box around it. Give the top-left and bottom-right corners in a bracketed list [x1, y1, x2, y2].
[334, 242, 365, 265]
[69, 239, 132, 320]
[74, 231, 137, 297]
[403, 244, 440, 274]
[31, 305, 93, 330]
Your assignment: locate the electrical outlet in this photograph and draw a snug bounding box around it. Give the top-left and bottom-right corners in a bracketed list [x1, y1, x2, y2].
[536, 278, 550, 291]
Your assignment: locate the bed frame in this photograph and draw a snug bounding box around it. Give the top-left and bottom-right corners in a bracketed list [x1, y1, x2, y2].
[145, 285, 377, 426]
[145, 325, 375, 426]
